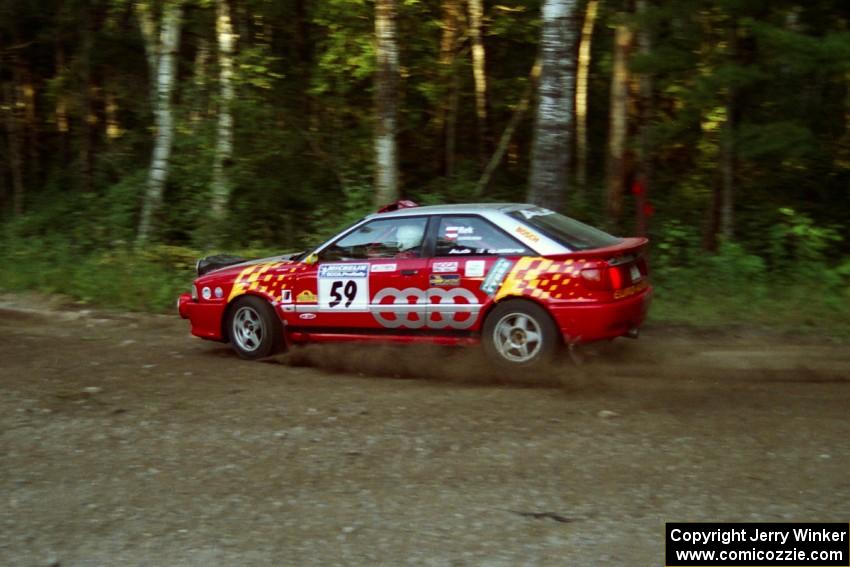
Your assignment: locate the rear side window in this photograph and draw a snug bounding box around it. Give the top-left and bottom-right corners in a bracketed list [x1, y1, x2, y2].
[509, 208, 620, 251]
[435, 216, 532, 257]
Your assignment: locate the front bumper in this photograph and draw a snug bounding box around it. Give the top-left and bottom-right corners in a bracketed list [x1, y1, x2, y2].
[550, 286, 653, 344]
[177, 293, 226, 340]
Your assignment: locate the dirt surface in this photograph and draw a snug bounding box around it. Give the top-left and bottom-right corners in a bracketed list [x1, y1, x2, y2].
[1, 294, 849, 566]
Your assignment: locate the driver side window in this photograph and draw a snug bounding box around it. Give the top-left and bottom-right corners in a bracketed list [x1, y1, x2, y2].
[320, 217, 428, 261]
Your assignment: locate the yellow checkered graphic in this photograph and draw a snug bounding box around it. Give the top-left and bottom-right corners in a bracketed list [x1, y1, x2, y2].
[227, 261, 306, 302]
[494, 257, 586, 302]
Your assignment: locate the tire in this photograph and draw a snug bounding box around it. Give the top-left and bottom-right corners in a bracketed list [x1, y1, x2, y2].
[482, 300, 560, 368]
[226, 296, 284, 360]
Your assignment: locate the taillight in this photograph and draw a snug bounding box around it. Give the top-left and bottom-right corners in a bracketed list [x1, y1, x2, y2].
[579, 265, 628, 291]
[579, 267, 609, 291]
[609, 266, 624, 289]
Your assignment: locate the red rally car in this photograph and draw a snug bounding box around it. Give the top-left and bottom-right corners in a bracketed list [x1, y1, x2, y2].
[178, 202, 652, 367]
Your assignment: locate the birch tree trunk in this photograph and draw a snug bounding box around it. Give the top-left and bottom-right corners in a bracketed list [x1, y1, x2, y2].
[374, 0, 399, 206]
[468, 0, 488, 165]
[136, 1, 183, 245]
[604, 21, 633, 226]
[528, 0, 578, 210]
[210, 0, 235, 222]
[575, 0, 599, 189]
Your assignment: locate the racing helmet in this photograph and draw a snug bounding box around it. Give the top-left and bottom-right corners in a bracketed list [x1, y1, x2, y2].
[396, 224, 423, 251]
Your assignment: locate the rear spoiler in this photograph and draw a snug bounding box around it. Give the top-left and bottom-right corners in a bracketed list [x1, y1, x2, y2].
[547, 237, 649, 262]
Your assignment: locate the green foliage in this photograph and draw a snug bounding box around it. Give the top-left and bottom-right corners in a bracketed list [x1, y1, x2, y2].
[650, 208, 849, 335]
[767, 207, 843, 271]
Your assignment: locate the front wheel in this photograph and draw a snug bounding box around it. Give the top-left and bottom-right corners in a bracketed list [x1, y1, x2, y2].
[226, 296, 283, 359]
[482, 300, 559, 367]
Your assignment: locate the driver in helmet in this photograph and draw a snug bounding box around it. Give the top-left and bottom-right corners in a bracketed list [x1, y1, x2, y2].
[395, 224, 423, 258]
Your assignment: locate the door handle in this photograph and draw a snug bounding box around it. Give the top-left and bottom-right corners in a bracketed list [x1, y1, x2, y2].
[400, 269, 418, 276]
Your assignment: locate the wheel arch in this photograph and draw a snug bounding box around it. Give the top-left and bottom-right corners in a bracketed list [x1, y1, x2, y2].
[221, 291, 283, 343]
[480, 295, 563, 345]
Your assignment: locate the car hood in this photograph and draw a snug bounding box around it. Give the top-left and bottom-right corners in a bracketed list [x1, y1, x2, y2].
[197, 252, 304, 280]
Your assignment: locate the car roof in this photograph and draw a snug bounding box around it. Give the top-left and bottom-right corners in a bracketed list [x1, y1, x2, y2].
[368, 202, 533, 219]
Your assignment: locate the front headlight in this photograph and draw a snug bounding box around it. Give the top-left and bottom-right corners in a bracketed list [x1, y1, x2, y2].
[191, 285, 198, 301]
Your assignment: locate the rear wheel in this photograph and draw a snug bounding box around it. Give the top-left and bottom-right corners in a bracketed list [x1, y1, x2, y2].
[482, 300, 559, 367]
[227, 296, 283, 359]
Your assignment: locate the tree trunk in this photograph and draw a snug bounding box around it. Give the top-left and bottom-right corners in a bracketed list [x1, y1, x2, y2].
[210, 0, 235, 223]
[2, 82, 25, 216]
[605, 20, 633, 226]
[467, 0, 488, 166]
[476, 60, 540, 196]
[374, 0, 399, 206]
[634, 0, 652, 237]
[528, 0, 578, 210]
[190, 38, 210, 126]
[78, 9, 94, 194]
[436, 0, 462, 178]
[719, 25, 737, 242]
[719, 92, 735, 242]
[136, 1, 184, 246]
[575, 0, 598, 189]
[20, 64, 39, 192]
[134, 1, 159, 106]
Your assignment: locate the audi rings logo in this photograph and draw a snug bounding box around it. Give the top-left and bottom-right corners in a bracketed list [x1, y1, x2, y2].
[371, 287, 480, 330]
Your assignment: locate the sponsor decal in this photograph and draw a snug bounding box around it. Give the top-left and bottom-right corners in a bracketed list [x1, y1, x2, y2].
[613, 279, 649, 299]
[486, 248, 526, 255]
[433, 261, 458, 273]
[281, 289, 293, 303]
[371, 263, 397, 273]
[214, 287, 224, 298]
[444, 225, 474, 240]
[297, 289, 318, 303]
[447, 248, 472, 254]
[465, 260, 486, 278]
[372, 287, 480, 330]
[298, 313, 317, 320]
[457, 235, 482, 241]
[318, 262, 369, 311]
[518, 207, 554, 220]
[319, 263, 369, 278]
[515, 225, 541, 244]
[429, 274, 461, 287]
[201, 287, 212, 300]
[480, 258, 515, 296]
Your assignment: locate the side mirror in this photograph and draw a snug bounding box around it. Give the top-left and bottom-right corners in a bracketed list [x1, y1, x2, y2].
[304, 253, 318, 265]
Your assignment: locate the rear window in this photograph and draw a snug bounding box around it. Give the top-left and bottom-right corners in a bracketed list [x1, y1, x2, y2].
[509, 208, 621, 251]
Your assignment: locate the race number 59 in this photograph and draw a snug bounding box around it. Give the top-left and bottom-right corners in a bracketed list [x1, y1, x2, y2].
[318, 263, 370, 311]
[328, 280, 358, 308]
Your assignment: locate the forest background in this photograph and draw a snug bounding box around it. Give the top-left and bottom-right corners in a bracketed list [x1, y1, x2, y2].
[0, 0, 848, 335]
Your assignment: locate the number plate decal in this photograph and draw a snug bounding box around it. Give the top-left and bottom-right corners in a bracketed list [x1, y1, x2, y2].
[318, 263, 370, 311]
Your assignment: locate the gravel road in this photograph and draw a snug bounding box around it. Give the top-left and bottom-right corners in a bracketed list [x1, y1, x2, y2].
[1, 295, 848, 566]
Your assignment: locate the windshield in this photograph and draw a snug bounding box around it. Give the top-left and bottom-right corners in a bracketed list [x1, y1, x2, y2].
[509, 208, 621, 251]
